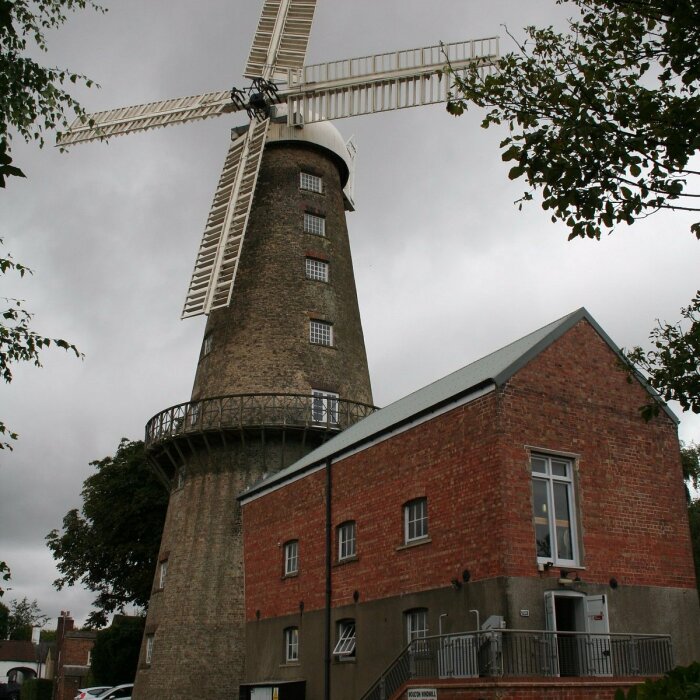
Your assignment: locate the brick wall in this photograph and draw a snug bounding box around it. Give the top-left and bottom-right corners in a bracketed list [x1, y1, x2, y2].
[243, 318, 696, 624]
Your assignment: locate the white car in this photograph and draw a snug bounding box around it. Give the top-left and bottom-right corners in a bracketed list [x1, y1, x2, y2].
[75, 689, 111, 700]
[93, 684, 133, 700]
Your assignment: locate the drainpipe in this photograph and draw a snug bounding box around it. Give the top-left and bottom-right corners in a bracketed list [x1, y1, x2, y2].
[323, 457, 333, 700]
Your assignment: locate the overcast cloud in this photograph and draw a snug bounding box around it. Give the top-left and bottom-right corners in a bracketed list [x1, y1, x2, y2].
[1, 0, 698, 628]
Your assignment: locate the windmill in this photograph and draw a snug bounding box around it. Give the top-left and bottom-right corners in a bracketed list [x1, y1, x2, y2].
[58, 0, 498, 322]
[58, 4, 499, 699]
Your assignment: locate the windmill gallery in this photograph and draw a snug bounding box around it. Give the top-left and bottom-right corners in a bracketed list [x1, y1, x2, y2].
[57, 1, 700, 699]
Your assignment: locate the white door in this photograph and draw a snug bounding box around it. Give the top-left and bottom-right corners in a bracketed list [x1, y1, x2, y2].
[583, 594, 612, 676]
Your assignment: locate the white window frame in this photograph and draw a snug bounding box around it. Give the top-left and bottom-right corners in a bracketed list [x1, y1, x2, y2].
[145, 634, 154, 665]
[404, 498, 428, 543]
[303, 212, 326, 236]
[202, 334, 212, 356]
[300, 172, 323, 193]
[337, 521, 356, 561]
[405, 608, 429, 642]
[312, 390, 339, 425]
[176, 467, 185, 490]
[284, 626, 299, 663]
[531, 454, 579, 566]
[159, 560, 168, 589]
[332, 619, 356, 658]
[305, 257, 329, 282]
[310, 320, 333, 346]
[284, 540, 299, 575]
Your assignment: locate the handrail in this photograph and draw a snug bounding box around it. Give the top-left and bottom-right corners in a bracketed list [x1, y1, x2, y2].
[361, 629, 674, 700]
[144, 392, 377, 448]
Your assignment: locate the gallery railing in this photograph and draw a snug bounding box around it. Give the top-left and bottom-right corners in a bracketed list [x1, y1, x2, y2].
[145, 392, 376, 447]
[361, 629, 673, 700]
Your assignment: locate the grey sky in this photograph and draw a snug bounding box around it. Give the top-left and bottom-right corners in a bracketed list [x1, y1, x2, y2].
[1, 0, 698, 628]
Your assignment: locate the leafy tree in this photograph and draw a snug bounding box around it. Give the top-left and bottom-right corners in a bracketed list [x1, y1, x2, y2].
[1, 243, 81, 449]
[0, 601, 8, 639]
[614, 661, 700, 698]
[6, 597, 48, 640]
[90, 615, 144, 686]
[0, 560, 9, 596]
[446, 0, 700, 417]
[2, 0, 101, 448]
[0, 0, 101, 185]
[46, 439, 169, 628]
[447, 0, 700, 240]
[625, 294, 700, 419]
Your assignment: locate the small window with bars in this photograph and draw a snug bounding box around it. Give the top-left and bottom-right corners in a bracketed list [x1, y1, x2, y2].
[304, 212, 326, 236]
[310, 320, 333, 346]
[306, 257, 329, 282]
[145, 634, 155, 665]
[300, 172, 323, 193]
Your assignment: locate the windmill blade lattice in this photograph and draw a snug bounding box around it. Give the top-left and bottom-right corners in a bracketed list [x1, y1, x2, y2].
[244, 0, 317, 81]
[57, 90, 238, 146]
[182, 119, 270, 319]
[283, 38, 499, 124]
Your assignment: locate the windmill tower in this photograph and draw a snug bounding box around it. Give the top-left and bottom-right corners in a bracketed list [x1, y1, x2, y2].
[59, 2, 498, 698]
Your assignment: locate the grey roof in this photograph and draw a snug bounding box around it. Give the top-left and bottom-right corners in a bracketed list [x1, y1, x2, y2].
[240, 307, 676, 501]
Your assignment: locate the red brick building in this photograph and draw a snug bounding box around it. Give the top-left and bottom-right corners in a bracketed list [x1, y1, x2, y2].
[53, 612, 96, 700]
[239, 309, 700, 699]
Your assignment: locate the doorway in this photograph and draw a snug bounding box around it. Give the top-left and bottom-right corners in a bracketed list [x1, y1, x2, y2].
[544, 591, 611, 677]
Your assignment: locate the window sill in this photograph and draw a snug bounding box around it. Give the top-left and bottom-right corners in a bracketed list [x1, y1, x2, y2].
[537, 560, 585, 570]
[280, 661, 300, 668]
[152, 587, 164, 594]
[333, 657, 356, 664]
[282, 571, 299, 580]
[396, 537, 432, 552]
[334, 555, 358, 567]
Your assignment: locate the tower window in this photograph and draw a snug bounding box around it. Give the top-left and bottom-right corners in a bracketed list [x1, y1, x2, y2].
[300, 172, 323, 193]
[202, 334, 212, 356]
[310, 320, 333, 346]
[304, 212, 326, 236]
[158, 560, 168, 589]
[145, 634, 155, 665]
[306, 257, 329, 282]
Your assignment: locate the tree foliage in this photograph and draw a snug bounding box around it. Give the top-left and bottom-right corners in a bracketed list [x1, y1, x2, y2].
[0, 0, 102, 185]
[1, 242, 81, 449]
[0, 560, 9, 596]
[90, 615, 144, 686]
[5, 597, 48, 640]
[447, 0, 700, 240]
[614, 661, 700, 698]
[625, 294, 700, 419]
[46, 439, 169, 628]
[446, 0, 700, 419]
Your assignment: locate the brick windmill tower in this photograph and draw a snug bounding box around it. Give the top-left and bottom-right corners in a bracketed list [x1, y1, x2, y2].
[59, 2, 498, 697]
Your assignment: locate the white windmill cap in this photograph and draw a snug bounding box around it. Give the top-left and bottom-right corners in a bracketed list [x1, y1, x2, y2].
[267, 105, 357, 210]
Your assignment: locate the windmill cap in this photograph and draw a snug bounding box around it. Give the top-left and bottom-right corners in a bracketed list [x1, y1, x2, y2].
[266, 113, 353, 188]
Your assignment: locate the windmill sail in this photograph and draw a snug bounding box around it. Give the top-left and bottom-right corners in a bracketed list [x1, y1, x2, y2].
[244, 0, 317, 81]
[57, 90, 238, 146]
[182, 119, 270, 318]
[284, 38, 499, 124]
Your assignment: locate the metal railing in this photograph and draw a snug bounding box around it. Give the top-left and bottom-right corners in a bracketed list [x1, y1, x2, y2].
[145, 393, 376, 447]
[361, 629, 673, 700]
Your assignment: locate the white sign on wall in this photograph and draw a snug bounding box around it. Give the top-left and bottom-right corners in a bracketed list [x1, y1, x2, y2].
[407, 689, 437, 700]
